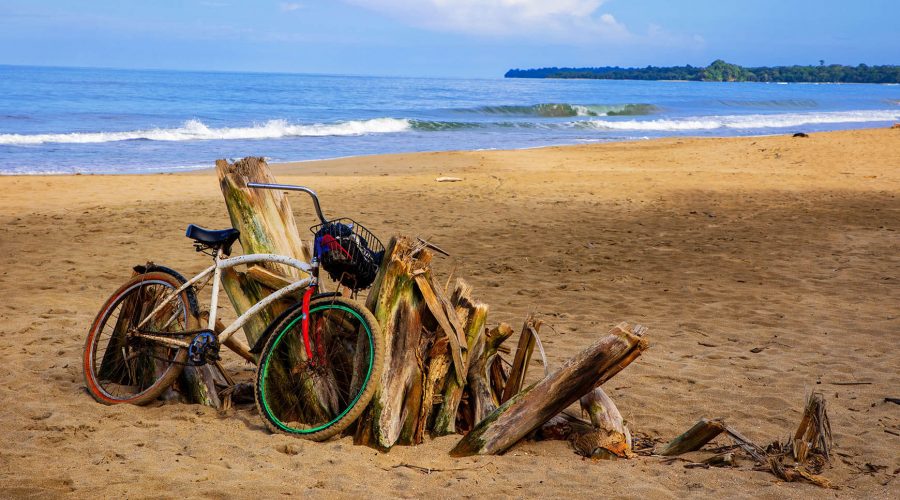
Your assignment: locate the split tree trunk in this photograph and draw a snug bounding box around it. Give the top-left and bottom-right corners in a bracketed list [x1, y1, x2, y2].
[175, 363, 232, 407]
[432, 280, 488, 436]
[167, 157, 313, 408]
[354, 236, 469, 449]
[353, 236, 427, 449]
[215, 157, 311, 350]
[450, 323, 648, 456]
[468, 324, 514, 424]
[353, 237, 515, 449]
[791, 392, 832, 463]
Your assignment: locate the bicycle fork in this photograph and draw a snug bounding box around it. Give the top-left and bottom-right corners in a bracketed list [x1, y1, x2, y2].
[299, 286, 327, 368]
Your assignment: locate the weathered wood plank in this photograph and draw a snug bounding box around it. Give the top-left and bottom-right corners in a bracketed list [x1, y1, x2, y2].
[451, 322, 648, 456]
[657, 418, 726, 456]
[500, 315, 542, 403]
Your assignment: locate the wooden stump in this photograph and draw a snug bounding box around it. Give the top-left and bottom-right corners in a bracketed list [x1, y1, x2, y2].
[354, 237, 462, 448]
[354, 236, 507, 449]
[216, 157, 311, 350]
[450, 323, 648, 456]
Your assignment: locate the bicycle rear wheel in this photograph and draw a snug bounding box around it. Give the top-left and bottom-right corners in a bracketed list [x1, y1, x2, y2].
[82, 271, 196, 405]
[255, 297, 383, 441]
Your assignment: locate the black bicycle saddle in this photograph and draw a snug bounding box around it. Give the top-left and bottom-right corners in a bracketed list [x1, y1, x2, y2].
[185, 224, 240, 255]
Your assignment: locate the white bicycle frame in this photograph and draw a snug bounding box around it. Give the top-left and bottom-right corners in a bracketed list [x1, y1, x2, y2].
[132, 182, 335, 351]
[134, 250, 318, 349]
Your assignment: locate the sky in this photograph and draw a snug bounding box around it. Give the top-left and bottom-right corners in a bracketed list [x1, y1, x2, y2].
[0, 0, 897, 78]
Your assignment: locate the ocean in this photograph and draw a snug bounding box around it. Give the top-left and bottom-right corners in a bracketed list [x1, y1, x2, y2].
[1, 65, 898, 175]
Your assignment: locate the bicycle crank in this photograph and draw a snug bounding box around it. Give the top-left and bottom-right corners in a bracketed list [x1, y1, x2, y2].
[188, 330, 220, 365]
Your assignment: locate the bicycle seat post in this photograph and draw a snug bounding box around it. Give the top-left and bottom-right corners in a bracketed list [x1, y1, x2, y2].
[207, 246, 225, 329]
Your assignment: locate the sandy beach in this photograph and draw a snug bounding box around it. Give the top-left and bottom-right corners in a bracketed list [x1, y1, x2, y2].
[1, 128, 898, 497]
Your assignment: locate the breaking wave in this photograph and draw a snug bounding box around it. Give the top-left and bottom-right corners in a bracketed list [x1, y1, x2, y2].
[0, 118, 413, 145]
[408, 120, 483, 131]
[716, 99, 818, 108]
[579, 109, 900, 131]
[2, 110, 896, 147]
[460, 103, 659, 117]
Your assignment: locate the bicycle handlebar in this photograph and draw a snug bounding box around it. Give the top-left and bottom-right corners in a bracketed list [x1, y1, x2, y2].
[247, 182, 328, 224]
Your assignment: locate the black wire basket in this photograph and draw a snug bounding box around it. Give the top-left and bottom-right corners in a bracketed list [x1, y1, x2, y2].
[310, 218, 385, 291]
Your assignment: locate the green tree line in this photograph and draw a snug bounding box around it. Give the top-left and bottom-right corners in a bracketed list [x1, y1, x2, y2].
[504, 60, 900, 83]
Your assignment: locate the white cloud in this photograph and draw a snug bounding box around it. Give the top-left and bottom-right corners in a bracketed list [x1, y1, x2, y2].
[344, 0, 632, 41]
[280, 2, 303, 12]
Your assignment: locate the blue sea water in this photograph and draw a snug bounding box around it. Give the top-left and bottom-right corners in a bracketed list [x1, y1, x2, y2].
[1, 65, 898, 174]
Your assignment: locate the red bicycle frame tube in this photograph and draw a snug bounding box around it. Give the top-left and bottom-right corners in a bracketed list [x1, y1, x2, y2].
[300, 285, 316, 362]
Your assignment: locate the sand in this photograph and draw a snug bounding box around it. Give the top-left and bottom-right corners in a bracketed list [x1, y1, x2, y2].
[0, 128, 898, 498]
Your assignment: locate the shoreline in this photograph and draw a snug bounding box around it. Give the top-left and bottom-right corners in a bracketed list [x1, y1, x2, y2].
[1, 125, 897, 178]
[2, 127, 897, 216]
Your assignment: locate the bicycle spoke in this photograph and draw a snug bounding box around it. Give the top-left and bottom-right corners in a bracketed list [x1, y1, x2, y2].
[89, 279, 189, 402]
[260, 300, 377, 436]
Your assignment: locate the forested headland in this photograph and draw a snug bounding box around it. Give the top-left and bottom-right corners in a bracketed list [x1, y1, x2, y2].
[505, 60, 900, 83]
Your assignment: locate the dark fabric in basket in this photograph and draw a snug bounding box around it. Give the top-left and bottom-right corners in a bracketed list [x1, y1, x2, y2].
[314, 221, 384, 290]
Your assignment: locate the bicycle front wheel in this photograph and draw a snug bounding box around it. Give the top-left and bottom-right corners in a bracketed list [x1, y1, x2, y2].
[255, 297, 383, 441]
[82, 271, 196, 405]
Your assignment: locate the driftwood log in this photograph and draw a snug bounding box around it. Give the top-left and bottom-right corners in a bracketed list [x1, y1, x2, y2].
[216, 157, 311, 350]
[658, 393, 834, 488]
[657, 418, 727, 456]
[450, 323, 648, 456]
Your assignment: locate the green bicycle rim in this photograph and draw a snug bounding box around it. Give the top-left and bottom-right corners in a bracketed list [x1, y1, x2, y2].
[259, 304, 375, 434]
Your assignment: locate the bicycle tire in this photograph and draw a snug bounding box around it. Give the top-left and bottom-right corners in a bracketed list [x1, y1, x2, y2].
[255, 296, 383, 441]
[82, 271, 198, 405]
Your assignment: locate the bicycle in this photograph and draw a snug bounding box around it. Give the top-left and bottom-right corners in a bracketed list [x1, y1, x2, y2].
[82, 183, 385, 441]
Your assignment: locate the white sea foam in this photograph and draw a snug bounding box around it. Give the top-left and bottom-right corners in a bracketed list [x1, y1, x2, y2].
[581, 110, 900, 131]
[572, 105, 594, 116]
[0, 118, 412, 145]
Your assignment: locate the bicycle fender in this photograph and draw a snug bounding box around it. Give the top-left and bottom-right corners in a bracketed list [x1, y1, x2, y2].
[132, 262, 200, 316]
